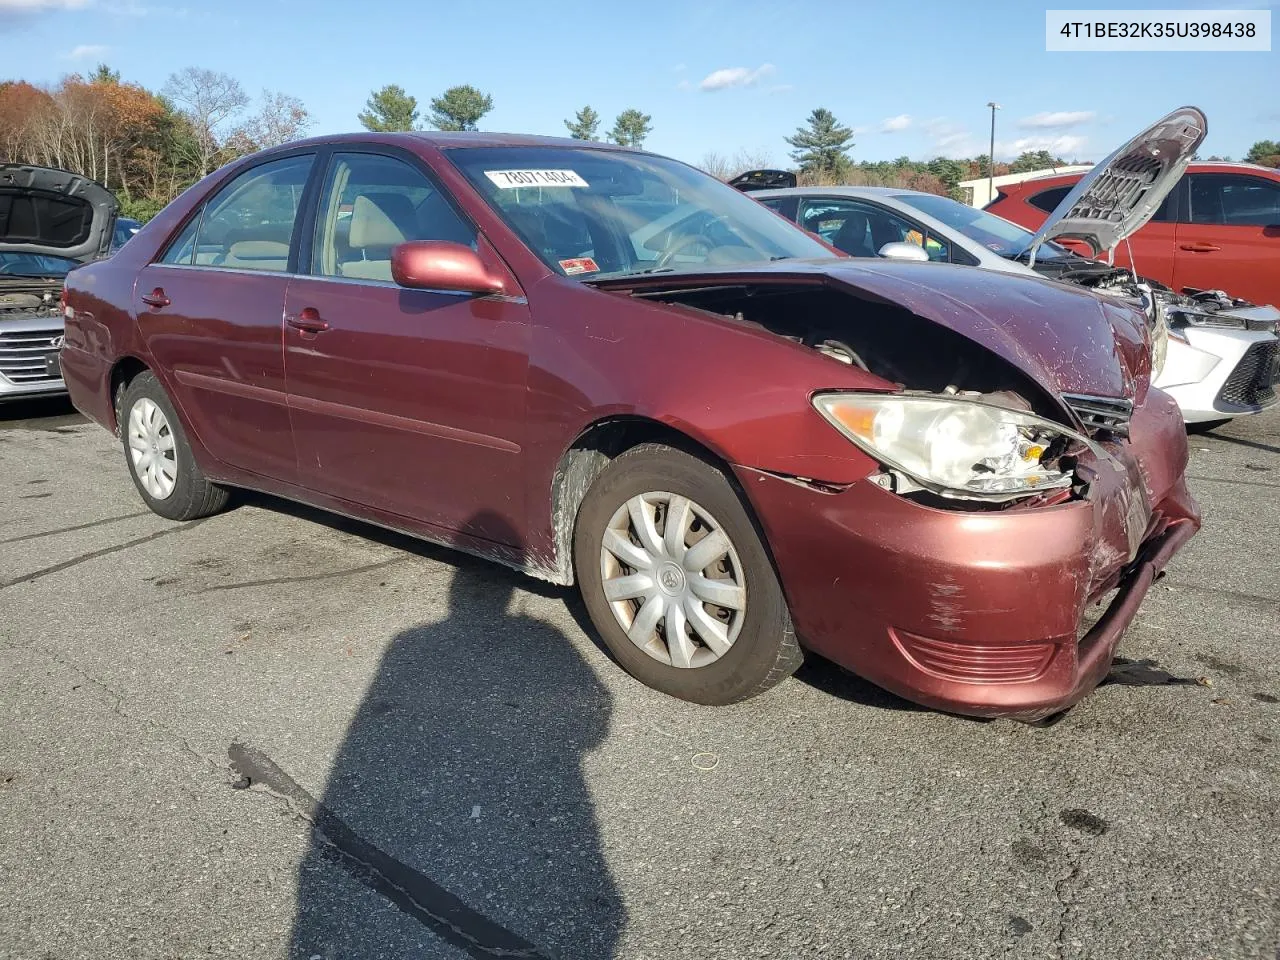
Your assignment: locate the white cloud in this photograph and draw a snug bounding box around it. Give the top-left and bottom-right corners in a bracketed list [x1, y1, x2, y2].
[1018, 110, 1096, 130]
[998, 134, 1089, 160]
[61, 43, 108, 59]
[0, 0, 90, 8]
[924, 119, 979, 158]
[698, 63, 776, 92]
[878, 114, 912, 134]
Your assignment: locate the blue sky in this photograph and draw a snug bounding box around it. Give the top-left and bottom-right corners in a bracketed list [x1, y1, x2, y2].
[2, 0, 1276, 166]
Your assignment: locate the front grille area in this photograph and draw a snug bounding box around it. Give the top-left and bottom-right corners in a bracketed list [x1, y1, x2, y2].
[0, 327, 62, 384]
[893, 630, 1055, 684]
[1062, 393, 1133, 438]
[1218, 340, 1279, 410]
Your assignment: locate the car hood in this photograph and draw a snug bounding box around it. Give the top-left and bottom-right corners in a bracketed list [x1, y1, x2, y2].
[0, 164, 118, 264]
[1026, 106, 1206, 262]
[597, 259, 1149, 401]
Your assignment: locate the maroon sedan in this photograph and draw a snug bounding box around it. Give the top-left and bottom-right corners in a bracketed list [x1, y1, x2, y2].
[60, 133, 1200, 719]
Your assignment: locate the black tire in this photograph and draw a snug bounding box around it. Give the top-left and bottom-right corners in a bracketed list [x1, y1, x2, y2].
[118, 371, 229, 521]
[573, 443, 801, 705]
[1187, 418, 1231, 434]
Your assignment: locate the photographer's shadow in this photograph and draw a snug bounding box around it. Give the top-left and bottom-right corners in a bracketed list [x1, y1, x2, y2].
[290, 513, 624, 959]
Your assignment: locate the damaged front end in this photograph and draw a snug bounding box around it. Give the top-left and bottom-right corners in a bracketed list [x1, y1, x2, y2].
[606, 266, 1201, 718]
[618, 269, 1153, 517]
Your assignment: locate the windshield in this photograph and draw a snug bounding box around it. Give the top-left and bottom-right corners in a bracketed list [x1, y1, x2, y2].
[0, 252, 79, 278]
[892, 193, 1071, 259]
[448, 146, 831, 279]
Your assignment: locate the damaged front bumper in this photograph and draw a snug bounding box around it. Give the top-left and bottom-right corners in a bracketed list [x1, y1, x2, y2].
[735, 387, 1201, 720]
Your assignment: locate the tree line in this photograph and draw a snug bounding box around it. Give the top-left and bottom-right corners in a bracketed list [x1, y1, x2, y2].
[4, 67, 1276, 223]
[0, 65, 309, 222]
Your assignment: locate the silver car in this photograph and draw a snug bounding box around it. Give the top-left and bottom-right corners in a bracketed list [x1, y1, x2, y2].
[1, 165, 118, 402]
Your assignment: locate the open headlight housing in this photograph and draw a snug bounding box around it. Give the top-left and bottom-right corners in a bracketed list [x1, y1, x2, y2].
[813, 393, 1082, 501]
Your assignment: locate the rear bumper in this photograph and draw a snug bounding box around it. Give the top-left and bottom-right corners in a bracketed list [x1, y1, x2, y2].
[736, 388, 1201, 719]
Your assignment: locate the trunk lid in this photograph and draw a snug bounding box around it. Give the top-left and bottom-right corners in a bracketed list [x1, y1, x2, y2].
[1025, 106, 1206, 263]
[0, 165, 118, 265]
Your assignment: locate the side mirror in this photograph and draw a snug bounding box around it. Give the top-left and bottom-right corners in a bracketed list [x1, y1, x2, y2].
[877, 241, 930, 262]
[391, 241, 506, 295]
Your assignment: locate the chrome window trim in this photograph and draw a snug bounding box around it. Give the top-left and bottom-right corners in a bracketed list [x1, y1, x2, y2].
[148, 262, 527, 304]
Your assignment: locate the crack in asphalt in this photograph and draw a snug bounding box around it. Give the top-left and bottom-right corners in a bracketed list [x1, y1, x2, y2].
[1052, 861, 1082, 960]
[0, 510, 152, 546]
[0, 633, 219, 776]
[0, 518, 209, 591]
[227, 742, 550, 960]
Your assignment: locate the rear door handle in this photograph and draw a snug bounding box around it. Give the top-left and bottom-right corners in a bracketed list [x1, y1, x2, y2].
[141, 288, 170, 308]
[1179, 242, 1221, 253]
[286, 307, 329, 333]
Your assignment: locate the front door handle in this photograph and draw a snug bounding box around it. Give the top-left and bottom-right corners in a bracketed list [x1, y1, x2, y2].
[1179, 242, 1222, 253]
[141, 288, 170, 308]
[286, 307, 329, 333]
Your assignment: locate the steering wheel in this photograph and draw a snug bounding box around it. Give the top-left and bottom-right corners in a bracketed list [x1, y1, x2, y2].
[652, 215, 732, 270]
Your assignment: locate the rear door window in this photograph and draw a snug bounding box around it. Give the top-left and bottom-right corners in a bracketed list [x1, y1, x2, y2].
[1029, 186, 1070, 214]
[160, 155, 314, 271]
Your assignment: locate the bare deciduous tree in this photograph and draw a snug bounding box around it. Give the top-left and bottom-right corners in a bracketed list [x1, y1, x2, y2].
[228, 90, 311, 153]
[698, 147, 777, 182]
[163, 67, 249, 176]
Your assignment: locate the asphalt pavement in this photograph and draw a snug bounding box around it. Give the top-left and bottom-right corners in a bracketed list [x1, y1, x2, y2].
[1, 395, 1277, 960]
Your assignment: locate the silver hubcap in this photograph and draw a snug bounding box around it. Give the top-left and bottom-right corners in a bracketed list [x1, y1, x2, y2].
[599, 492, 747, 669]
[127, 397, 177, 500]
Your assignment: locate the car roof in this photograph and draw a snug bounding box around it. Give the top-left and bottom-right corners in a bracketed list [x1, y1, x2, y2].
[749, 185, 927, 199]
[270, 131, 631, 152]
[1003, 160, 1280, 192]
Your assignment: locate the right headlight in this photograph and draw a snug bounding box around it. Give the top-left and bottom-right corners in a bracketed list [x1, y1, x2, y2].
[813, 393, 1080, 501]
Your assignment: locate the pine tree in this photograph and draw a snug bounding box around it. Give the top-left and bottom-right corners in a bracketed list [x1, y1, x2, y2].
[428, 85, 493, 132]
[358, 84, 418, 132]
[565, 106, 600, 141]
[785, 108, 853, 178]
[609, 109, 652, 148]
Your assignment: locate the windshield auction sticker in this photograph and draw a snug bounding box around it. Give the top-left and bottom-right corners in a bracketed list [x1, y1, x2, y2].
[485, 169, 589, 188]
[1046, 9, 1270, 50]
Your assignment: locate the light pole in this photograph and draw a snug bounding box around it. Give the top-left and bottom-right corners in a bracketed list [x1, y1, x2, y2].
[987, 102, 1001, 205]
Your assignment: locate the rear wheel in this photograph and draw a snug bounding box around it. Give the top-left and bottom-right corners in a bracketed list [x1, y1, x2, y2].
[119, 371, 228, 521]
[573, 444, 801, 705]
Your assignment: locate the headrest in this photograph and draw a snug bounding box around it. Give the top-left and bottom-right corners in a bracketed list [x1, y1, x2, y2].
[349, 193, 417, 249]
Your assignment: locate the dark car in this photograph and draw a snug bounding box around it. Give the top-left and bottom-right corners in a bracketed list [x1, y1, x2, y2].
[112, 217, 142, 252]
[61, 133, 1200, 719]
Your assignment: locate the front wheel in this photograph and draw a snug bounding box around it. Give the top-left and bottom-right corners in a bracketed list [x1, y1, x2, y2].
[573, 444, 801, 705]
[119, 371, 229, 521]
